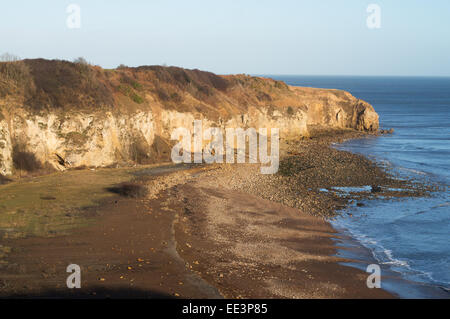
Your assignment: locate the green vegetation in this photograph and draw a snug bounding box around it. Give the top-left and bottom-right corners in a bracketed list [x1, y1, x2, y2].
[131, 81, 143, 90]
[0, 167, 138, 239]
[118, 84, 145, 104]
[131, 93, 144, 104]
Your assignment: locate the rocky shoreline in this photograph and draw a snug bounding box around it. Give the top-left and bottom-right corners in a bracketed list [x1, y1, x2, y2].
[195, 127, 434, 218]
[0, 128, 434, 298]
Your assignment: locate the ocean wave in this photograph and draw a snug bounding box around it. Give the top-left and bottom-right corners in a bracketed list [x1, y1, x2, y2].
[331, 219, 450, 287]
[395, 166, 428, 176]
[415, 201, 450, 215]
[382, 249, 409, 267]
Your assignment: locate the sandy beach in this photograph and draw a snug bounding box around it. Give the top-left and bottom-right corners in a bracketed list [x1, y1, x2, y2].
[1, 0, 449, 304]
[1, 128, 429, 298]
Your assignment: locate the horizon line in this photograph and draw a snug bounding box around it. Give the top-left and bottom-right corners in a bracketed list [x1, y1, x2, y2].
[251, 74, 450, 78]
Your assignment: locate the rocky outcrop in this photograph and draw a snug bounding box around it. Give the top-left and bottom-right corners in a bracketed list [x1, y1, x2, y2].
[0, 106, 308, 175]
[0, 60, 379, 176]
[8, 110, 154, 170]
[291, 87, 379, 132]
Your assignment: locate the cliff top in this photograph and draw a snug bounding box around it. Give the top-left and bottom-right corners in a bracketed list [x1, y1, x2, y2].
[0, 59, 361, 119]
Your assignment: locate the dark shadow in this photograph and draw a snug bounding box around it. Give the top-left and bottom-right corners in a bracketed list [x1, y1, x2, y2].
[12, 145, 42, 172]
[0, 174, 11, 185]
[106, 182, 148, 198]
[132, 163, 199, 177]
[0, 286, 176, 299]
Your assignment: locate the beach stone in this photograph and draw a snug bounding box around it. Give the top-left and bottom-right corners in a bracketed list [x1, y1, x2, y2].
[371, 185, 382, 193]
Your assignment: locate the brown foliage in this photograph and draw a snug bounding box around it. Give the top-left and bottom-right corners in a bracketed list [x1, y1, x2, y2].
[0, 59, 293, 115]
[21, 59, 114, 110]
[0, 60, 32, 97]
[135, 66, 230, 98]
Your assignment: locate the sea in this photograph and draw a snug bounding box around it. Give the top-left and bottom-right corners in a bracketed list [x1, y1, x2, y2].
[270, 75, 450, 298]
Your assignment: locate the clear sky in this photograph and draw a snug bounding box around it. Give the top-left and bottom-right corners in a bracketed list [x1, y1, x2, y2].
[1, 0, 450, 76]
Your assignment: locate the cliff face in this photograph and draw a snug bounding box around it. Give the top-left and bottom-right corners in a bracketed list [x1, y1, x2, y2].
[291, 87, 379, 131]
[0, 59, 378, 176]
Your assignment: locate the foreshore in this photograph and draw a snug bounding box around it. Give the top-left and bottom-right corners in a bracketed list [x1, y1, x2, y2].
[0, 128, 429, 298]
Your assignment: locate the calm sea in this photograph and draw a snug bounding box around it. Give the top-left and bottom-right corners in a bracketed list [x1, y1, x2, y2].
[271, 75, 450, 296]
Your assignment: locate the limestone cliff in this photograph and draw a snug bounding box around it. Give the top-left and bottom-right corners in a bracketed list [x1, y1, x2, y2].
[0, 59, 378, 175]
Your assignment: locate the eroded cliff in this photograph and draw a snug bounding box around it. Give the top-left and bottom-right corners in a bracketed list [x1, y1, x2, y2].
[0, 59, 378, 176]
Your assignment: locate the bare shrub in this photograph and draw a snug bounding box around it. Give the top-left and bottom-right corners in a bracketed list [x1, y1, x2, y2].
[0, 59, 31, 89]
[135, 65, 230, 95]
[22, 59, 114, 110]
[0, 65, 31, 98]
[73, 57, 89, 65]
[0, 53, 20, 62]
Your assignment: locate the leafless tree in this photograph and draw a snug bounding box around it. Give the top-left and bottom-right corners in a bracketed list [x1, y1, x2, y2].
[73, 57, 89, 65]
[0, 53, 29, 82]
[0, 53, 21, 62]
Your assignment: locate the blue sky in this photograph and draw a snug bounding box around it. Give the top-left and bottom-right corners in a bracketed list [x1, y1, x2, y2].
[1, 0, 450, 76]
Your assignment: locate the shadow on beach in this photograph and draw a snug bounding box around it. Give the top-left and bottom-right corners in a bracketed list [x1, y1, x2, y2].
[1, 286, 176, 299]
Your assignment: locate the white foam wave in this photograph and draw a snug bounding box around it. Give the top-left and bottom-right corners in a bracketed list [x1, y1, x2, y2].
[397, 167, 428, 176]
[331, 218, 450, 287]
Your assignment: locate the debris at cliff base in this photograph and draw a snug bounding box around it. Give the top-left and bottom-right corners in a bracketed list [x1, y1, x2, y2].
[379, 128, 395, 134]
[198, 129, 435, 217]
